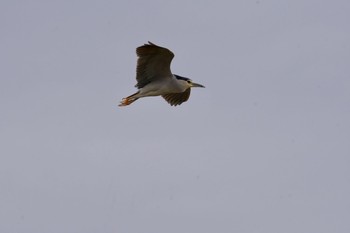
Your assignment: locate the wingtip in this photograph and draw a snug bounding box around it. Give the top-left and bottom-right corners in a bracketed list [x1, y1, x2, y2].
[146, 41, 157, 46]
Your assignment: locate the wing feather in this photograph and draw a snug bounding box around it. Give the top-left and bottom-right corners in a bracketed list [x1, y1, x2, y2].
[135, 42, 174, 88]
[162, 88, 191, 106]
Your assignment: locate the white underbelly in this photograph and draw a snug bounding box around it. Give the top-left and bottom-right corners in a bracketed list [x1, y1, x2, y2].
[138, 79, 185, 97]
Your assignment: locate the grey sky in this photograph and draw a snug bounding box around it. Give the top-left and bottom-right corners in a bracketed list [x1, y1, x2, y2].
[1, 0, 350, 233]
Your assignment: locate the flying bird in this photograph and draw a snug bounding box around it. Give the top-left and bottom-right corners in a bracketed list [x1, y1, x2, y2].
[119, 42, 205, 107]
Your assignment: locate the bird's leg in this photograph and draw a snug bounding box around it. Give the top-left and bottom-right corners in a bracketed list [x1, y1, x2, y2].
[118, 92, 139, 107]
[119, 97, 138, 106]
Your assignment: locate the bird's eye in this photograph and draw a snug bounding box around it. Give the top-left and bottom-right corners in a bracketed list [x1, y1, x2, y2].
[187, 80, 191, 84]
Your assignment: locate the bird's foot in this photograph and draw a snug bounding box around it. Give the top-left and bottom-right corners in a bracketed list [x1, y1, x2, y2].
[118, 98, 130, 107]
[118, 97, 138, 107]
[118, 92, 139, 107]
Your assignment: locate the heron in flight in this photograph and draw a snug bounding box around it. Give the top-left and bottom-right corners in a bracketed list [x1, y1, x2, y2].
[119, 42, 205, 106]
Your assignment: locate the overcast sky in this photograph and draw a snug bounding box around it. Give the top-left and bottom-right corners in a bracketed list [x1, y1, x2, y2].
[1, 1, 350, 233]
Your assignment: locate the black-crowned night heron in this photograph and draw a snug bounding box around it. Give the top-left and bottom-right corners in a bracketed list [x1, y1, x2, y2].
[119, 42, 205, 107]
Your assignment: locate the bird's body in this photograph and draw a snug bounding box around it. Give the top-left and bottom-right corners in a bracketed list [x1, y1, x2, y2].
[138, 75, 188, 97]
[119, 42, 204, 106]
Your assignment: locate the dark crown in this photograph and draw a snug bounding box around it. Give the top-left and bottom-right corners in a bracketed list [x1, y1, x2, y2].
[174, 75, 190, 81]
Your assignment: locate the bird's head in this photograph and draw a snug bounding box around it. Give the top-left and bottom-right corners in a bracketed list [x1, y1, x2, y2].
[175, 75, 205, 89]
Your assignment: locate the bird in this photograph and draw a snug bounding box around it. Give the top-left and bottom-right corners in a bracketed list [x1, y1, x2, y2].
[119, 41, 205, 107]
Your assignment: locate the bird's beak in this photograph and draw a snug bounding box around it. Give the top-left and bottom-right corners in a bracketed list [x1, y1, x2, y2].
[191, 82, 205, 88]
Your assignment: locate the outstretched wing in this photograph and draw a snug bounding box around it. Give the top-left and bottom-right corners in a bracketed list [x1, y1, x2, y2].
[162, 88, 191, 106]
[135, 41, 174, 89]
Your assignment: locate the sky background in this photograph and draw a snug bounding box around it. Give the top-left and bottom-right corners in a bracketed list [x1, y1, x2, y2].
[1, 0, 350, 233]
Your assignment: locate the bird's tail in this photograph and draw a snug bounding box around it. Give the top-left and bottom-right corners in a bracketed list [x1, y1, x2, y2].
[118, 92, 139, 107]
